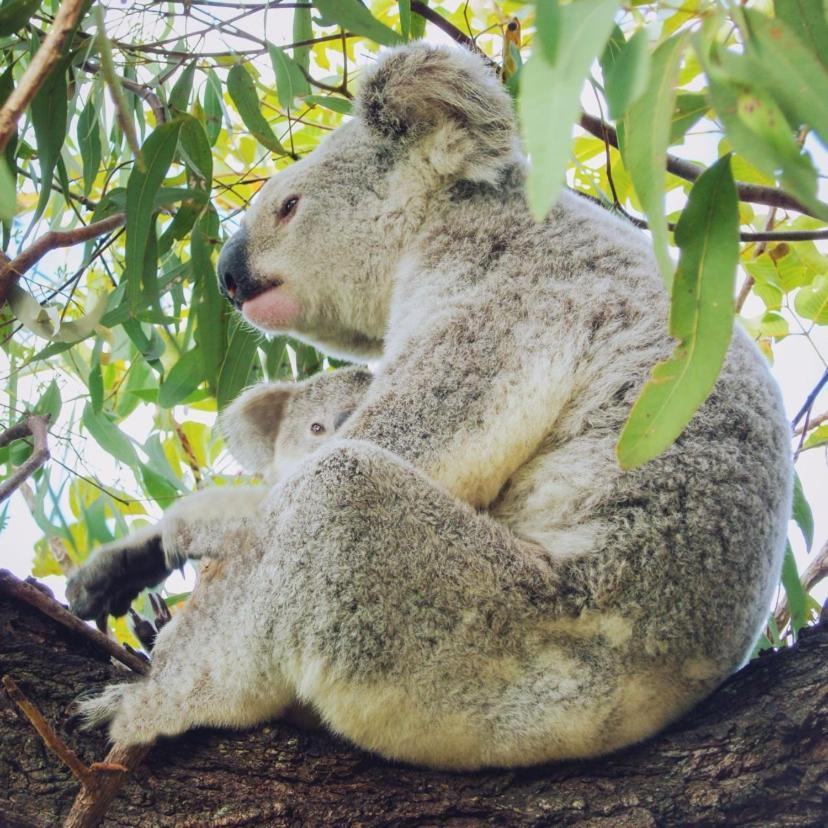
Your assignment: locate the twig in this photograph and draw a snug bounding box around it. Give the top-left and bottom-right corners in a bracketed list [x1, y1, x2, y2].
[0, 0, 87, 153]
[2, 675, 99, 786]
[80, 61, 167, 125]
[0, 213, 125, 307]
[64, 742, 152, 828]
[0, 415, 51, 503]
[411, 1, 477, 49]
[0, 570, 150, 675]
[793, 409, 828, 436]
[791, 368, 828, 431]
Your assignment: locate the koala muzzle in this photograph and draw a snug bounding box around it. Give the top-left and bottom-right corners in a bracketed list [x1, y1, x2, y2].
[217, 229, 257, 307]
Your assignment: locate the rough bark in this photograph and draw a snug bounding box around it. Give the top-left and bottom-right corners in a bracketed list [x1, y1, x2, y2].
[1, 591, 826, 827]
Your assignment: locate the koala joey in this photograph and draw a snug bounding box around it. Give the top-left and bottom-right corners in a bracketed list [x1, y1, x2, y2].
[67, 367, 371, 620]
[68, 44, 792, 770]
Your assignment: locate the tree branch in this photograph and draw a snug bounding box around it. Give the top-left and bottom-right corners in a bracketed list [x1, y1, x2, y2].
[0, 415, 51, 504]
[0, 0, 87, 153]
[793, 409, 828, 436]
[792, 368, 828, 431]
[0, 213, 125, 308]
[0, 571, 150, 676]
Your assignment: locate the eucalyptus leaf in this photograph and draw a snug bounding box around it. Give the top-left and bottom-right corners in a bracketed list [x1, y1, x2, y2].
[617, 155, 739, 469]
[312, 0, 403, 47]
[226, 64, 289, 155]
[791, 472, 814, 552]
[268, 43, 311, 110]
[217, 317, 262, 409]
[518, 0, 619, 220]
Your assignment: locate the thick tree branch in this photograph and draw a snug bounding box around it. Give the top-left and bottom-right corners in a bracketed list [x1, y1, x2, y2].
[0, 414, 51, 503]
[0, 0, 86, 153]
[0, 571, 149, 676]
[1, 587, 827, 826]
[0, 213, 125, 308]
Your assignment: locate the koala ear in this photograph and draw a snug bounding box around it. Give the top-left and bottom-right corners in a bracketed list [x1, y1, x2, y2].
[356, 44, 518, 184]
[219, 384, 294, 474]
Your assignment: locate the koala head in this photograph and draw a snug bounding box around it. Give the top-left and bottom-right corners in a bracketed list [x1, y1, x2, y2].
[220, 367, 372, 483]
[216, 44, 520, 360]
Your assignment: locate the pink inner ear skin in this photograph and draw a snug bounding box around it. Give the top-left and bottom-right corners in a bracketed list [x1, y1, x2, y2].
[242, 286, 302, 331]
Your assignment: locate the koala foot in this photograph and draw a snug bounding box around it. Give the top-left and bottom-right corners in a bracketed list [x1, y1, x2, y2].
[66, 527, 170, 620]
[72, 683, 160, 746]
[128, 593, 172, 652]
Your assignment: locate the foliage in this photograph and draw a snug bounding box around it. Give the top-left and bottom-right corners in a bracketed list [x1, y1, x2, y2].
[0, 0, 825, 646]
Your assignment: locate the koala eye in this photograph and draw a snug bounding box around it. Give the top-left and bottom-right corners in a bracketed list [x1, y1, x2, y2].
[278, 195, 300, 222]
[310, 422, 326, 435]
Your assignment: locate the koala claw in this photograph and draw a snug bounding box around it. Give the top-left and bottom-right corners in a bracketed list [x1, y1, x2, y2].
[129, 594, 172, 652]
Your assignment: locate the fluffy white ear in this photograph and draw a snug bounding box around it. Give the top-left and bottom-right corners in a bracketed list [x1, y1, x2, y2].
[219, 384, 294, 474]
[356, 44, 519, 184]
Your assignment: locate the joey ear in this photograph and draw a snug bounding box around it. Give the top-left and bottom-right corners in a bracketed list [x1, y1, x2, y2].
[219, 384, 294, 474]
[357, 44, 518, 184]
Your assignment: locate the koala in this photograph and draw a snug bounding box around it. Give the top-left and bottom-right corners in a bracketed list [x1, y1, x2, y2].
[67, 367, 371, 618]
[67, 44, 792, 770]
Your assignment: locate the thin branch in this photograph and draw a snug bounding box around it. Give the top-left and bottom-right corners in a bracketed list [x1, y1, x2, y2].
[64, 743, 152, 828]
[0, 415, 50, 504]
[2, 675, 98, 786]
[0, 570, 150, 675]
[578, 113, 820, 218]
[411, 1, 476, 49]
[792, 368, 828, 430]
[0, 213, 125, 308]
[0, 0, 86, 153]
[793, 409, 828, 436]
[79, 61, 167, 125]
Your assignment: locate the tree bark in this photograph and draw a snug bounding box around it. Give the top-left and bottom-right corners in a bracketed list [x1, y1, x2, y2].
[1, 591, 826, 827]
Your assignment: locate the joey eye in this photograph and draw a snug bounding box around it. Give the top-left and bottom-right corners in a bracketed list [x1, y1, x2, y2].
[278, 195, 300, 222]
[310, 422, 326, 435]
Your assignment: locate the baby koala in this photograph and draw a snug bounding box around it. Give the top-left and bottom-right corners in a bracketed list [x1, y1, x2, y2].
[67, 367, 372, 620]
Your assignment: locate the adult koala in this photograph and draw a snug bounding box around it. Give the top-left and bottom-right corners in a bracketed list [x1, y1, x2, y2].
[68, 44, 791, 769]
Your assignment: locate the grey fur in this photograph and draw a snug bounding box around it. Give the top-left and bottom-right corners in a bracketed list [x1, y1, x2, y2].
[67, 43, 792, 769]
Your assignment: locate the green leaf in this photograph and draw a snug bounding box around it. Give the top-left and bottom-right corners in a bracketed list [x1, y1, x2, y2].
[780, 542, 809, 637]
[312, 0, 403, 46]
[158, 349, 204, 408]
[670, 93, 708, 145]
[304, 94, 353, 115]
[34, 379, 61, 424]
[774, 0, 828, 70]
[179, 114, 213, 191]
[77, 95, 102, 197]
[794, 274, 828, 324]
[0, 0, 40, 37]
[268, 43, 311, 110]
[0, 156, 14, 220]
[802, 424, 828, 450]
[603, 28, 650, 120]
[620, 34, 686, 289]
[169, 60, 196, 115]
[791, 472, 814, 552]
[140, 462, 179, 507]
[293, 4, 313, 71]
[8, 284, 109, 343]
[535, 0, 560, 65]
[518, 0, 619, 220]
[203, 69, 224, 146]
[411, 0, 427, 39]
[30, 57, 69, 226]
[617, 155, 739, 469]
[82, 403, 138, 468]
[89, 340, 103, 414]
[124, 120, 184, 311]
[217, 317, 261, 409]
[399, 0, 411, 40]
[226, 64, 289, 155]
[193, 208, 227, 394]
[742, 9, 828, 146]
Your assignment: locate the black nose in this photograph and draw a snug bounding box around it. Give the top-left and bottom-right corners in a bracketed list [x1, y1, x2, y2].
[217, 229, 252, 305]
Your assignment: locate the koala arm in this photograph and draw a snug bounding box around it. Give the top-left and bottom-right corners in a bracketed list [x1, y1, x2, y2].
[67, 485, 266, 619]
[343, 318, 574, 508]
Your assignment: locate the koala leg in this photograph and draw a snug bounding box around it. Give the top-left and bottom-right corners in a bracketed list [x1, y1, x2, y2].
[67, 486, 267, 619]
[78, 552, 298, 745]
[258, 440, 604, 769]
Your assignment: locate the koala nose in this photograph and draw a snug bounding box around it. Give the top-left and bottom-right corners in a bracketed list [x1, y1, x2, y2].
[217, 229, 252, 305]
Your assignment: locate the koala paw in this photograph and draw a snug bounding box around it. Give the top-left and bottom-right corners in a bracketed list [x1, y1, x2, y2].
[66, 528, 170, 620]
[129, 593, 172, 652]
